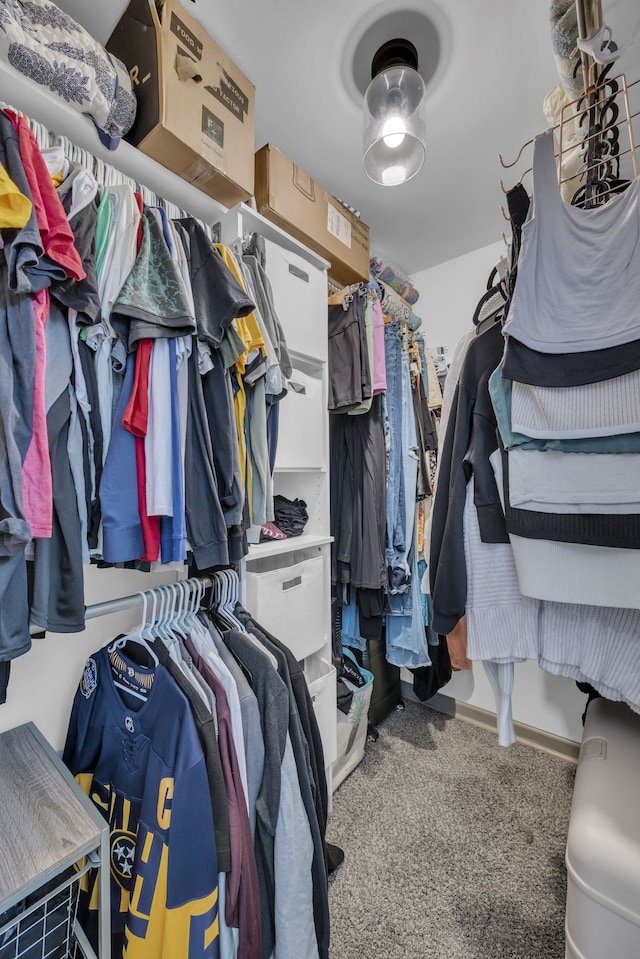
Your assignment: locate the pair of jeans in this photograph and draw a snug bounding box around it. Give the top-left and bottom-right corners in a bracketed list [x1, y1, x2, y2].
[341, 591, 367, 652]
[385, 322, 419, 596]
[385, 543, 432, 668]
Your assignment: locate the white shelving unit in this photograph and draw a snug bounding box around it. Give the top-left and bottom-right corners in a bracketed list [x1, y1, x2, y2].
[220, 206, 338, 784]
[0, 53, 338, 793]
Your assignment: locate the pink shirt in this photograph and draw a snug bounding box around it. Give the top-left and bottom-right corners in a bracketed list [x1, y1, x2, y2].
[22, 289, 52, 537]
[372, 295, 387, 395]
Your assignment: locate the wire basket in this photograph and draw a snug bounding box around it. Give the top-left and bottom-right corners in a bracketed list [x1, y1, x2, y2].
[0, 860, 92, 959]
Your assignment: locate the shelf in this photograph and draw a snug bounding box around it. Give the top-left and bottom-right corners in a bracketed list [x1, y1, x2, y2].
[0, 60, 226, 225]
[0, 724, 104, 913]
[223, 203, 331, 272]
[246, 533, 333, 561]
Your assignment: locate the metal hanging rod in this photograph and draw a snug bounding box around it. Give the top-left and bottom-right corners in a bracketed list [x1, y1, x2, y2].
[576, 0, 604, 92]
[84, 576, 214, 621]
[0, 53, 226, 223]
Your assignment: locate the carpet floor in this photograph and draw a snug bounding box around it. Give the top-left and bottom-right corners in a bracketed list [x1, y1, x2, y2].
[327, 701, 575, 959]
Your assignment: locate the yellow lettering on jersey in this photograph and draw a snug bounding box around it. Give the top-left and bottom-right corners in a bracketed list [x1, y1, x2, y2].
[125, 836, 167, 957]
[75, 772, 93, 798]
[140, 829, 154, 864]
[124, 828, 219, 959]
[122, 797, 132, 833]
[156, 778, 174, 830]
[205, 909, 219, 951]
[119, 885, 130, 914]
[91, 789, 109, 815]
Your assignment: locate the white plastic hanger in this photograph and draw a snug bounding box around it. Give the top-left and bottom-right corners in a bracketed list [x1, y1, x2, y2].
[108, 589, 159, 666]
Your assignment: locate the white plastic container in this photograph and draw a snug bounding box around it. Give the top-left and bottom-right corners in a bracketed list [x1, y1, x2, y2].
[244, 553, 325, 661]
[305, 654, 338, 768]
[275, 364, 326, 471]
[332, 655, 374, 792]
[565, 698, 640, 959]
[264, 237, 328, 361]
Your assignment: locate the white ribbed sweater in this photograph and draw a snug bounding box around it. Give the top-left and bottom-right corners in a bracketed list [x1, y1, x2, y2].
[463, 477, 640, 743]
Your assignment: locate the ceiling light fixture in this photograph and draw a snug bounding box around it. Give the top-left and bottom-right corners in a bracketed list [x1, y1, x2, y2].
[363, 38, 426, 187]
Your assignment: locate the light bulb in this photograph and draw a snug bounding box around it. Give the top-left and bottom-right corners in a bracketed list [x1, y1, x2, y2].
[381, 165, 406, 186]
[382, 116, 406, 149]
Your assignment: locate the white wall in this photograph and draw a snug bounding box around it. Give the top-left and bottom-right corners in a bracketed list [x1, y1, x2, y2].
[0, 566, 181, 752]
[412, 241, 505, 355]
[412, 242, 586, 744]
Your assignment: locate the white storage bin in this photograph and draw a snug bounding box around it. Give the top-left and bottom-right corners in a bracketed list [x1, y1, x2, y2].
[565, 699, 640, 959]
[305, 656, 338, 767]
[264, 237, 328, 361]
[244, 553, 325, 661]
[332, 653, 374, 792]
[275, 363, 326, 471]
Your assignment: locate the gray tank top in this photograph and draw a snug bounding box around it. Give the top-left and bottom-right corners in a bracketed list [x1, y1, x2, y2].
[502, 128, 640, 353]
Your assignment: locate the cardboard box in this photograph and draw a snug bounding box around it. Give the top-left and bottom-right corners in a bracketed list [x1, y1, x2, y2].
[107, 0, 254, 206]
[255, 144, 370, 286]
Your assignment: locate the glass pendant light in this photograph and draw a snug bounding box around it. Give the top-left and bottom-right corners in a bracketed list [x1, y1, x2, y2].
[363, 39, 426, 186]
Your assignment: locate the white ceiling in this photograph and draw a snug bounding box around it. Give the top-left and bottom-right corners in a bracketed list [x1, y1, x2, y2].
[57, 0, 638, 275]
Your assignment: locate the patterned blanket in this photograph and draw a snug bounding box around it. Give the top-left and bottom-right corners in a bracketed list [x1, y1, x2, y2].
[0, 0, 136, 148]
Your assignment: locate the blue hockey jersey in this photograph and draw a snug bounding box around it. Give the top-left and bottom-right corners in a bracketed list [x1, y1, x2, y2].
[63, 645, 219, 959]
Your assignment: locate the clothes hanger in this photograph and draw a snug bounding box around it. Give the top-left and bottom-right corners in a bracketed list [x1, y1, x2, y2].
[181, 578, 196, 633]
[172, 580, 191, 639]
[183, 578, 200, 633]
[215, 569, 244, 632]
[150, 584, 169, 641]
[107, 590, 159, 666]
[107, 590, 159, 699]
[156, 583, 183, 654]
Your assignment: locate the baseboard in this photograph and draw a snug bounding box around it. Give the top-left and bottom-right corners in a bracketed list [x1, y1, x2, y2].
[401, 681, 579, 762]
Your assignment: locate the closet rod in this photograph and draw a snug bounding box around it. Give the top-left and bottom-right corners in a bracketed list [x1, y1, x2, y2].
[576, 0, 604, 90]
[84, 577, 214, 621]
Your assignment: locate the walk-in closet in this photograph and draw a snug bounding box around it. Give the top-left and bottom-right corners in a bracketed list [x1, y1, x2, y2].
[0, 0, 639, 957]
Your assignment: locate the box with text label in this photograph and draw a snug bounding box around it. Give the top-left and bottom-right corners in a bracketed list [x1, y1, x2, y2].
[106, 0, 254, 206]
[255, 144, 370, 286]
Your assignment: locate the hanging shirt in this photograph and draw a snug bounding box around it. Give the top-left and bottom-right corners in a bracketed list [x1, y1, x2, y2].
[185, 636, 262, 959]
[502, 128, 640, 353]
[145, 339, 173, 518]
[0, 111, 58, 293]
[63, 646, 219, 959]
[222, 629, 289, 959]
[100, 353, 144, 562]
[0, 163, 31, 228]
[91, 185, 140, 460]
[112, 211, 195, 351]
[123, 339, 160, 562]
[160, 338, 187, 564]
[151, 638, 231, 875]
[6, 110, 85, 283]
[21, 288, 52, 538]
